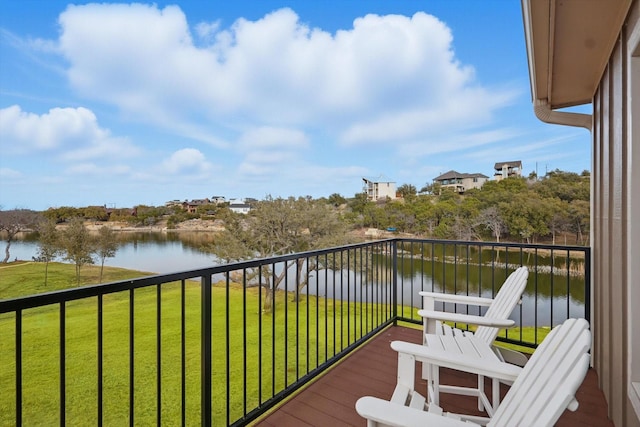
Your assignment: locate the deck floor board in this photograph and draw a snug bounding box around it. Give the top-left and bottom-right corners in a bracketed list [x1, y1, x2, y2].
[253, 325, 611, 426]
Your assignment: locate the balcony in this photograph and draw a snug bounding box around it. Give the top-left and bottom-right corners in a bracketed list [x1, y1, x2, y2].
[0, 238, 610, 426]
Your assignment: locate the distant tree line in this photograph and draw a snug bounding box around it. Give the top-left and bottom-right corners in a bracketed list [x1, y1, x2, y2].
[343, 169, 590, 245]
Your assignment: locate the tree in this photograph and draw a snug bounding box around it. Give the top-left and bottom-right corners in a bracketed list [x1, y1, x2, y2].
[61, 218, 95, 284]
[476, 206, 507, 242]
[36, 219, 62, 286]
[0, 208, 41, 263]
[94, 226, 118, 282]
[211, 196, 354, 312]
[397, 183, 417, 200]
[327, 193, 347, 207]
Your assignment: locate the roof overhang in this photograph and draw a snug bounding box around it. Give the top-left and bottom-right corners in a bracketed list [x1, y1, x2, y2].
[521, 0, 632, 109]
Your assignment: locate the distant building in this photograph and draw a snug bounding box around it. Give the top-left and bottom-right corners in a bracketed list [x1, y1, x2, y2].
[362, 175, 397, 202]
[494, 161, 523, 181]
[229, 202, 251, 214]
[182, 198, 210, 213]
[433, 170, 489, 193]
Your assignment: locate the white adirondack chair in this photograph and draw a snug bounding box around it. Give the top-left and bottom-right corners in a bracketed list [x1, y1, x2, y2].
[356, 318, 591, 427]
[419, 266, 529, 414]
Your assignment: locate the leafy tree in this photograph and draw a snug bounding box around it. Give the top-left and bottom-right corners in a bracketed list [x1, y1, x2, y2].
[94, 226, 118, 282]
[348, 192, 371, 214]
[36, 219, 62, 285]
[419, 182, 441, 195]
[61, 218, 95, 284]
[82, 205, 110, 221]
[211, 196, 354, 312]
[0, 208, 41, 263]
[327, 193, 347, 207]
[397, 184, 417, 200]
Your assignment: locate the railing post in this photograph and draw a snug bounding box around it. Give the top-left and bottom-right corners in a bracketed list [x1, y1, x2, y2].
[201, 275, 212, 427]
[584, 246, 591, 326]
[392, 240, 398, 325]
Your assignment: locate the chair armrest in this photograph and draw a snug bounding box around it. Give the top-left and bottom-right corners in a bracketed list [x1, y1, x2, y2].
[419, 291, 494, 307]
[356, 396, 470, 427]
[390, 340, 522, 382]
[418, 309, 516, 329]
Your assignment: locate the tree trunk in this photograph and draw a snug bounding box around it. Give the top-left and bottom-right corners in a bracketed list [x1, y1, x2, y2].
[2, 239, 11, 263]
[263, 285, 273, 313]
[44, 261, 49, 286]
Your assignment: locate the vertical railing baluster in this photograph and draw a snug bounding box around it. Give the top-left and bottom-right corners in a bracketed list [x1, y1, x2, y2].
[129, 289, 134, 427]
[180, 280, 186, 427]
[566, 249, 571, 319]
[225, 271, 230, 426]
[346, 250, 351, 346]
[271, 264, 276, 398]
[284, 262, 289, 387]
[295, 260, 299, 380]
[392, 240, 397, 323]
[16, 310, 22, 426]
[551, 247, 555, 327]
[257, 266, 263, 406]
[242, 268, 247, 417]
[324, 253, 329, 363]
[60, 302, 65, 427]
[98, 295, 103, 427]
[306, 256, 310, 373]
[156, 285, 161, 426]
[201, 275, 212, 427]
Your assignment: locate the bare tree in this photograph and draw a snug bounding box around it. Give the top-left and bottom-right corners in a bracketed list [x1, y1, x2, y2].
[94, 226, 118, 282]
[476, 206, 507, 242]
[0, 208, 41, 263]
[36, 219, 61, 285]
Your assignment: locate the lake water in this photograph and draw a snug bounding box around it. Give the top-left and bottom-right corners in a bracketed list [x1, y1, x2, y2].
[7, 232, 216, 274]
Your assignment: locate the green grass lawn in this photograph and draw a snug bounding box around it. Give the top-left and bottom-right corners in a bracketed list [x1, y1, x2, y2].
[0, 262, 385, 426]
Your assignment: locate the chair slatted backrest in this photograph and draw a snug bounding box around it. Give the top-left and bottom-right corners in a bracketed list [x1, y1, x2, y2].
[489, 318, 591, 427]
[473, 266, 529, 343]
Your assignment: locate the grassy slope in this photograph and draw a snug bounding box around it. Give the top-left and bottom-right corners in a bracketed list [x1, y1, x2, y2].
[0, 262, 378, 426]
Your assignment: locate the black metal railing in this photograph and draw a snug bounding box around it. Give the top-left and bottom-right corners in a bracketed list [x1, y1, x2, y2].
[0, 239, 589, 426]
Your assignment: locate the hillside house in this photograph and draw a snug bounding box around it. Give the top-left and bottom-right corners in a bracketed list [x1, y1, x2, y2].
[494, 160, 523, 181]
[182, 198, 210, 213]
[362, 175, 397, 202]
[229, 202, 251, 214]
[433, 170, 489, 193]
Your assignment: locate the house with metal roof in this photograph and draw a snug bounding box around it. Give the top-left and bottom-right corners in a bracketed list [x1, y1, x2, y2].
[433, 170, 489, 193]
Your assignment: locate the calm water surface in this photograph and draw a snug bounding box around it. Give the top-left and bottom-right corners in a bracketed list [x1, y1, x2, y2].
[9, 232, 215, 274]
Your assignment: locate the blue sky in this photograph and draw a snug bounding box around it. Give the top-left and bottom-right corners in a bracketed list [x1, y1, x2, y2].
[0, 1, 591, 211]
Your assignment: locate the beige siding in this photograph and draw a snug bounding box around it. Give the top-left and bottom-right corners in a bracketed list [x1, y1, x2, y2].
[592, 2, 640, 425]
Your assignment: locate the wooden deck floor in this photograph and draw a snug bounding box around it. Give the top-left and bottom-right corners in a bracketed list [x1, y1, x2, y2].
[253, 325, 612, 427]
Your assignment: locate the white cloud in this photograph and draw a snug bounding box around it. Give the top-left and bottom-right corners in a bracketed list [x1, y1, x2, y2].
[0, 105, 139, 160]
[0, 168, 22, 179]
[54, 4, 516, 148]
[161, 148, 213, 175]
[65, 163, 131, 176]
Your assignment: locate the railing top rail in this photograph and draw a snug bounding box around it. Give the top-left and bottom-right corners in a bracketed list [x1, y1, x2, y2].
[395, 238, 590, 252]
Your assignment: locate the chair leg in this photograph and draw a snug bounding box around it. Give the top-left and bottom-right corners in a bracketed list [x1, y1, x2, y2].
[492, 377, 500, 414]
[478, 374, 485, 411]
[432, 365, 440, 406]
